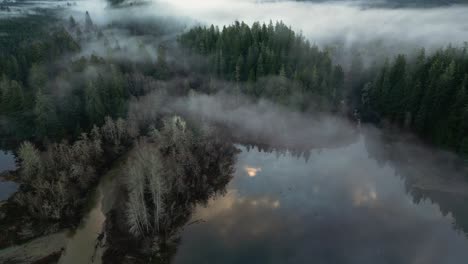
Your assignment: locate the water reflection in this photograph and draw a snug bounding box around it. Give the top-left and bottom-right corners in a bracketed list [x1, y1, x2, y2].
[1, 127, 467, 263]
[0, 181, 17, 201]
[0, 151, 17, 201]
[0, 150, 15, 173]
[244, 166, 262, 177]
[173, 138, 468, 264]
[58, 175, 109, 264]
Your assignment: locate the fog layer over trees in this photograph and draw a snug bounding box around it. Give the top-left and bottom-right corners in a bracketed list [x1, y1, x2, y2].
[0, 0, 467, 262]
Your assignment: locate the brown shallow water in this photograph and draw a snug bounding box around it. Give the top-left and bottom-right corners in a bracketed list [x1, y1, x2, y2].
[58, 167, 119, 264]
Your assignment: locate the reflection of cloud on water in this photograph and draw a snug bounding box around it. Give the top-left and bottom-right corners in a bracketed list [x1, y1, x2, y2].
[194, 189, 281, 221]
[244, 166, 262, 177]
[175, 141, 468, 264]
[352, 185, 378, 207]
[178, 184, 468, 264]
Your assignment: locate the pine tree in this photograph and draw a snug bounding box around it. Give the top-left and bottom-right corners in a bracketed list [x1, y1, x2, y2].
[235, 55, 244, 82]
[388, 54, 407, 123]
[34, 89, 58, 139]
[156, 45, 169, 80]
[85, 80, 104, 126]
[0, 76, 24, 114]
[69, 16, 77, 29]
[256, 53, 264, 78]
[85, 11, 94, 32]
[29, 64, 47, 94]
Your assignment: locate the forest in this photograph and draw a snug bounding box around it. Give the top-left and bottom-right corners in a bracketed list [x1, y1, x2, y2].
[178, 22, 344, 110]
[0, 0, 468, 263]
[179, 23, 468, 157]
[361, 47, 468, 156]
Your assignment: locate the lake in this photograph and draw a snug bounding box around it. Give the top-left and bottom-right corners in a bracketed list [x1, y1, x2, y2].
[172, 138, 468, 264]
[2, 130, 468, 263]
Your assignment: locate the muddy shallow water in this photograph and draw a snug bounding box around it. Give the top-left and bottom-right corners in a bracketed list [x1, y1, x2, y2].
[58, 166, 120, 264]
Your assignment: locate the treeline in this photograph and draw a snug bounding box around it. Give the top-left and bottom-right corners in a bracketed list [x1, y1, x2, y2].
[179, 21, 344, 110]
[0, 13, 80, 85]
[0, 56, 129, 142]
[0, 11, 234, 251]
[0, 13, 80, 142]
[0, 12, 174, 144]
[362, 46, 468, 157]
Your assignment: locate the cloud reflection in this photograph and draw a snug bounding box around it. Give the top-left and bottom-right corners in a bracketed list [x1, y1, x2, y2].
[174, 140, 468, 264]
[244, 166, 262, 177]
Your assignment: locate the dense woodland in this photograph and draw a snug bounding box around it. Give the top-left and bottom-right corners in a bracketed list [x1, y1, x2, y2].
[0, 12, 80, 142]
[179, 22, 345, 110]
[0, 12, 174, 144]
[361, 47, 468, 157]
[0, 10, 235, 258]
[1, 3, 468, 262]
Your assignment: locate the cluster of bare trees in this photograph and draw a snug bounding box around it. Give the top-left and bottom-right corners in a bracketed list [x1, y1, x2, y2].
[121, 116, 238, 243]
[14, 117, 137, 220]
[124, 141, 166, 236]
[98, 115, 238, 262]
[123, 116, 197, 237]
[6, 113, 237, 262]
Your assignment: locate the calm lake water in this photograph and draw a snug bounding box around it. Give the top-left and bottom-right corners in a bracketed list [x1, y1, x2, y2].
[0, 151, 17, 201]
[173, 138, 468, 264]
[49, 131, 468, 263]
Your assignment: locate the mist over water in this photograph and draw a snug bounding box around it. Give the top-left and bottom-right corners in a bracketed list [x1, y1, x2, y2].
[159, 90, 468, 263]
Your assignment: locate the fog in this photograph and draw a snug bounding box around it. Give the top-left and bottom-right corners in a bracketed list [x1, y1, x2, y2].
[171, 92, 357, 149]
[66, 0, 468, 67]
[156, 0, 468, 63]
[21, 0, 468, 216]
[0, 0, 71, 18]
[157, 0, 468, 49]
[2, 1, 468, 261]
[162, 90, 468, 263]
[125, 87, 468, 198]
